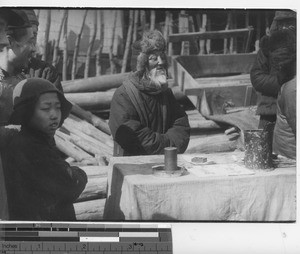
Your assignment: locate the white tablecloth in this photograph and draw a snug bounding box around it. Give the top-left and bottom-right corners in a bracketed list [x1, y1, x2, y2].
[104, 152, 296, 221]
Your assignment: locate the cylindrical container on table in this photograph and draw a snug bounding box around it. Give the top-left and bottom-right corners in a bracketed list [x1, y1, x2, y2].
[244, 128, 273, 170]
[164, 147, 177, 172]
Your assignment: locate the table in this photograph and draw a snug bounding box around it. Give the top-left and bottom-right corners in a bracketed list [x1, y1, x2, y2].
[103, 152, 296, 221]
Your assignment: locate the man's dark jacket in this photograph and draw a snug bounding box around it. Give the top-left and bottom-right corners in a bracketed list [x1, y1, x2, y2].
[109, 73, 190, 156]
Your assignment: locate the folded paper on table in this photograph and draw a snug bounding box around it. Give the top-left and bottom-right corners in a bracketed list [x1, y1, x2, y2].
[187, 163, 255, 177]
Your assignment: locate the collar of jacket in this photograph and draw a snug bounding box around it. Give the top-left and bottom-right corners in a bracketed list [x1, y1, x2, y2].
[21, 126, 56, 147]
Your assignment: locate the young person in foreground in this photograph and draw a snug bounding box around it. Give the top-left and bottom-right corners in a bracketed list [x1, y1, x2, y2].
[3, 78, 87, 221]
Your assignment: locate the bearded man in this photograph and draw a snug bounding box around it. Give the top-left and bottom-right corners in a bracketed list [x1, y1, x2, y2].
[109, 30, 190, 156]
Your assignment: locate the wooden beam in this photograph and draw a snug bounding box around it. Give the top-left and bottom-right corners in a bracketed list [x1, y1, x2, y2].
[169, 27, 254, 43]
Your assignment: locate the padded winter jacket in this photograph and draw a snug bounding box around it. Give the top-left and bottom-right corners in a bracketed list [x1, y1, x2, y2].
[109, 74, 190, 156]
[250, 36, 280, 116]
[2, 127, 87, 221]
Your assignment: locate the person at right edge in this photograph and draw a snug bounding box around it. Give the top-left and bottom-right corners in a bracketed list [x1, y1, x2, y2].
[250, 10, 296, 132]
[269, 29, 296, 160]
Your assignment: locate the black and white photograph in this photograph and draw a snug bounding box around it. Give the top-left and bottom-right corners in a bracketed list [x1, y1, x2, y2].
[0, 7, 297, 223]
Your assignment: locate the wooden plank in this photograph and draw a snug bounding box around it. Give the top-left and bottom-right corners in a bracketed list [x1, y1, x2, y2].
[169, 27, 254, 43]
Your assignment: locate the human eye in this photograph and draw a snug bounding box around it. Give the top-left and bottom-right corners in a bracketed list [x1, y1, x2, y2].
[149, 54, 158, 61]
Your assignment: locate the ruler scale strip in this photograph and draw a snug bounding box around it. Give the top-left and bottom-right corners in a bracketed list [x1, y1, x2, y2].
[0, 224, 172, 253]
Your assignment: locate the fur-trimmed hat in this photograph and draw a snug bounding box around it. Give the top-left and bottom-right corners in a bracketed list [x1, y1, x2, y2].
[130, 30, 167, 72]
[10, 78, 72, 126]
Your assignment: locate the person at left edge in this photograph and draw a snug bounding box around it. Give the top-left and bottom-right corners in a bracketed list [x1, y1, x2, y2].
[21, 9, 63, 92]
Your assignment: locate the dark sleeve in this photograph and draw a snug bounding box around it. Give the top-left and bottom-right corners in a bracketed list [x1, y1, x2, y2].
[164, 89, 190, 153]
[7, 140, 87, 206]
[109, 87, 190, 155]
[250, 49, 280, 97]
[279, 81, 296, 135]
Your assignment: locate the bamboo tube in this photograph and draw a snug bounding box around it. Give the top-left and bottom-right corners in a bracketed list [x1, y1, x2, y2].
[121, 10, 134, 73]
[168, 13, 173, 56]
[163, 11, 170, 41]
[76, 176, 108, 202]
[64, 90, 114, 111]
[84, 10, 97, 79]
[150, 10, 156, 30]
[74, 198, 106, 220]
[133, 10, 139, 42]
[64, 115, 114, 148]
[52, 10, 67, 67]
[70, 134, 111, 159]
[61, 121, 113, 154]
[54, 133, 95, 162]
[71, 104, 111, 135]
[72, 9, 88, 80]
[179, 12, 190, 56]
[140, 10, 146, 32]
[62, 10, 68, 81]
[79, 165, 108, 178]
[69, 132, 113, 158]
[109, 10, 118, 74]
[42, 10, 51, 61]
[96, 10, 104, 76]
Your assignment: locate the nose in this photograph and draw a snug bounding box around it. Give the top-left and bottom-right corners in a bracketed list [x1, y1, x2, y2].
[49, 108, 59, 120]
[157, 55, 164, 65]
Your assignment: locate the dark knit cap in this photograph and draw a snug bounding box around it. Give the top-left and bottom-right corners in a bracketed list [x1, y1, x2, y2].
[130, 30, 167, 72]
[0, 8, 29, 27]
[23, 9, 39, 26]
[10, 78, 72, 126]
[5, 9, 32, 29]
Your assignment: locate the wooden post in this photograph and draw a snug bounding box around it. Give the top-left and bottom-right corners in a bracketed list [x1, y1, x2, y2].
[84, 10, 97, 79]
[52, 10, 67, 67]
[109, 10, 118, 74]
[62, 10, 68, 81]
[205, 15, 211, 54]
[140, 10, 146, 33]
[121, 10, 134, 73]
[133, 10, 139, 42]
[229, 11, 237, 54]
[163, 11, 170, 41]
[42, 10, 51, 61]
[168, 13, 173, 56]
[223, 12, 232, 54]
[96, 10, 104, 76]
[179, 12, 190, 56]
[150, 10, 156, 30]
[71, 10, 88, 80]
[198, 13, 207, 55]
[245, 10, 249, 27]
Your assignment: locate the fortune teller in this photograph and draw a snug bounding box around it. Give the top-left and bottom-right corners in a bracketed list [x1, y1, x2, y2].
[109, 30, 190, 156]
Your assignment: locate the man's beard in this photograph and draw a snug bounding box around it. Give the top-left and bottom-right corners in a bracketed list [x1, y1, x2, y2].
[147, 67, 168, 91]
